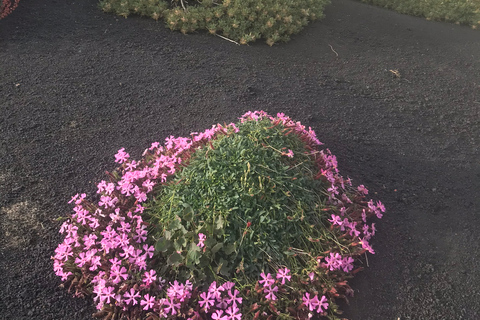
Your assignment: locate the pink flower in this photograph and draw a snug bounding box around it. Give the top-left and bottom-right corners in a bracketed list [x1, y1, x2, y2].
[102, 286, 115, 304]
[135, 191, 147, 203]
[110, 265, 128, 284]
[125, 160, 137, 171]
[212, 310, 227, 320]
[311, 295, 329, 313]
[341, 256, 355, 273]
[208, 281, 225, 299]
[328, 214, 343, 226]
[303, 292, 315, 311]
[259, 272, 275, 287]
[216, 297, 228, 309]
[124, 288, 140, 305]
[68, 193, 79, 204]
[264, 286, 278, 301]
[60, 271, 72, 281]
[54, 242, 73, 261]
[140, 294, 156, 311]
[143, 244, 155, 258]
[143, 269, 157, 286]
[83, 234, 97, 249]
[134, 227, 148, 243]
[226, 289, 242, 307]
[324, 252, 342, 271]
[225, 305, 242, 320]
[222, 281, 235, 290]
[109, 257, 121, 267]
[89, 255, 101, 271]
[105, 183, 115, 195]
[142, 179, 155, 192]
[115, 233, 130, 248]
[114, 147, 129, 163]
[346, 221, 360, 237]
[284, 149, 294, 158]
[357, 184, 368, 195]
[198, 292, 215, 312]
[163, 297, 181, 315]
[120, 245, 135, 259]
[197, 233, 206, 248]
[167, 280, 184, 300]
[359, 238, 375, 254]
[276, 267, 291, 284]
[74, 252, 89, 268]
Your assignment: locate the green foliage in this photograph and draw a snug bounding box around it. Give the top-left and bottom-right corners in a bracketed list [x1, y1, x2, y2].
[98, 0, 330, 45]
[358, 0, 480, 28]
[147, 119, 335, 285]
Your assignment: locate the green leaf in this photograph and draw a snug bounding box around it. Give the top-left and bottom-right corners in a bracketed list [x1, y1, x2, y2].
[167, 252, 183, 266]
[186, 243, 201, 266]
[205, 237, 216, 248]
[199, 255, 210, 268]
[174, 237, 187, 251]
[216, 258, 227, 275]
[219, 262, 231, 276]
[224, 243, 236, 255]
[211, 242, 223, 255]
[155, 237, 170, 252]
[170, 217, 182, 231]
[181, 203, 194, 221]
[216, 215, 224, 231]
[164, 230, 172, 240]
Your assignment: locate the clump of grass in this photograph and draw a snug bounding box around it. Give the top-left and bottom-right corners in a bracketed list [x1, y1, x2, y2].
[358, 0, 480, 28]
[53, 111, 384, 320]
[98, 0, 330, 45]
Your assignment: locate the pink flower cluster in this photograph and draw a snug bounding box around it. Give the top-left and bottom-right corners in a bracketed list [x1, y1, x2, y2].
[240, 112, 386, 280]
[322, 252, 355, 272]
[53, 122, 240, 316]
[240, 111, 323, 147]
[258, 267, 291, 301]
[241, 111, 385, 259]
[198, 281, 242, 320]
[303, 292, 329, 314]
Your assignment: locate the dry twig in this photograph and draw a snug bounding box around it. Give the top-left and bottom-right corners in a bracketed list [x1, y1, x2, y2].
[215, 34, 240, 45]
[328, 44, 339, 57]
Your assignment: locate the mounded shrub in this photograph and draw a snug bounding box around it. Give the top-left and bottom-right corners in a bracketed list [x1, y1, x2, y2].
[97, 0, 331, 45]
[54, 111, 385, 320]
[358, 0, 480, 28]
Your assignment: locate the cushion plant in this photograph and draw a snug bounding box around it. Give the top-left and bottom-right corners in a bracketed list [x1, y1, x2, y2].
[53, 111, 385, 320]
[98, 0, 331, 45]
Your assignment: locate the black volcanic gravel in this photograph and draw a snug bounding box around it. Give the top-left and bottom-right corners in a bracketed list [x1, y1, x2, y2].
[1, 0, 479, 319]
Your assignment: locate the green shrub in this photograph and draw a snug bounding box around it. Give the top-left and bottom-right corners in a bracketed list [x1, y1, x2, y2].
[358, 0, 480, 28]
[148, 118, 329, 283]
[98, 0, 331, 45]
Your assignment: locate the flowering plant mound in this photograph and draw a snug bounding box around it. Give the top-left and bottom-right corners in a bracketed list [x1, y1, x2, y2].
[53, 111, 385, 320]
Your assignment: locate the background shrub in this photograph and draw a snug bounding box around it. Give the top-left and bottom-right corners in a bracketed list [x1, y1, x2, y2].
[358, 0, 480, 28]
[98, 0, 331, 45]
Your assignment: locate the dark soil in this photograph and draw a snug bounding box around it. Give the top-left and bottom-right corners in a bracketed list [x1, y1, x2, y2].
[1, 0, 479, 319]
